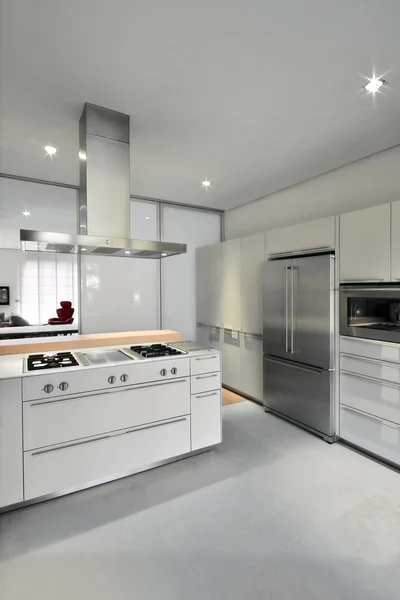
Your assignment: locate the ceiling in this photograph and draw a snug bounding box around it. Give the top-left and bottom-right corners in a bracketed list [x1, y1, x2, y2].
[1, 0, 400, 211]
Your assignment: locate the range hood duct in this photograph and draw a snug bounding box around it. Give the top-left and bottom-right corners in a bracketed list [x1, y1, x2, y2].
[20, 103, 187, 259]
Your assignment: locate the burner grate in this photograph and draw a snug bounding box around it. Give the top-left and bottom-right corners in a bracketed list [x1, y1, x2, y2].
[27, 352, 79, 371]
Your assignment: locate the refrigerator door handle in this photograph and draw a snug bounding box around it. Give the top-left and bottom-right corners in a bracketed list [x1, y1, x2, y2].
[285, 266, 291, 353]
[291, 266, 296, 355]
[264, 355, 329, 375]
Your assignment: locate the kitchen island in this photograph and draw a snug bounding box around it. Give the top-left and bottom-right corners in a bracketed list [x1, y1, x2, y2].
[0, 334, 222, 511]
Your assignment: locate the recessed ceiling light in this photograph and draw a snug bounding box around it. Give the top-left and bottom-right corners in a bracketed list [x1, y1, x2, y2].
[364, 78, 386, 93]
[145, 216, 149, 220]
[81, 247, 87, 252]
[45, 145, 57, 155]
[201, 180, 211, 188]
[22, 210, 30, 217]
[79, 150, 87, 160]
[124, 250, 131, 254]
[161, 253, 167, 257]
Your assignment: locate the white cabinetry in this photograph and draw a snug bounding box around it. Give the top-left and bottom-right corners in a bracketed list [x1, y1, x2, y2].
[191, 391, 221, 450]
[222, 238, 242, 331]
[241, 334, 263, 402]
[195, 246, 210, 326]
[241, 233, 265, 335]
[223, 330, 242, 390]
[0, 379, 23, 508]
[391, 200, 400, 282]
[195, 243, 222, 328]
[267, 217, 335, 257]
[339, 204, 390, 282]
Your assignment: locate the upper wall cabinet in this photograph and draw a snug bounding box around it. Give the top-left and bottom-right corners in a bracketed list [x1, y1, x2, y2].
[267, 216, 335, 257]
[391, 201, 400, 282]
[340, 204, 390, 283]
[222, 238, 242, 331]
[241, 233, 265, 335]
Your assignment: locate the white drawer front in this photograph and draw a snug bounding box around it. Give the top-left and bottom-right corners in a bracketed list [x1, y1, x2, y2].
[23, 378, 190, 451]
[341, 355, 400, 384]
[24, 416, 191, 500]
[191, 391, 221, 451]
[340, 337, 400, 364]
[340, 372, 400, 426]
[191, 354, 220, 376]
[22, 358, 190, 401]
[191, 372, 221, 395]
[340, 406, 400, 466]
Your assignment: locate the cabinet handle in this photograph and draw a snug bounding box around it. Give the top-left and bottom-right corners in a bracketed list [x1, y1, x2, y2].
[341, 405, 383, 425]
[196, 392, 219, 399]
[341, 352, 399, 367]
[195, 356, 218, 361]
[340, 278, 385, 282]
[264, 356, 327, 375]
[341, 369, 400, 389]
[268, 246, 331, 258]
[195, 374, 218, 380]
[244, 332, 263, 339]
[125, 417, 187, 435]
[30, 390, 111, 407]
[31, 434, 112, 456]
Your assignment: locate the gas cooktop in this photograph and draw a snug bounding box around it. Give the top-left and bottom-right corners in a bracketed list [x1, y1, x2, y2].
[130, 343, 185, 359]
[26, 352, 80, 371]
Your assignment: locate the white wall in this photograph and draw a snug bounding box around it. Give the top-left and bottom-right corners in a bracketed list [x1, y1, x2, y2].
[225, 146, 400, 239]
[0, 250, 21, 318]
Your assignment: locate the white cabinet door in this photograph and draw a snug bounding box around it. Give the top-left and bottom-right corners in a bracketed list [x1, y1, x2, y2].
[196, 246, 210, 325]
[0, 379, 23, 507]
[339, 204, 390, 282]
[222, 330, 242, 390]
[191, 390, 221, 450]
[241, 233, 265, 336]
[241, 334, 263, 402]
[196, 325, 210, 348]
[209, 326, 223, 354]
[267, 217, 335, 256]
[391, 201, 400, 282]
[222, 238, 242, 331]
[208, 243, 223, 328]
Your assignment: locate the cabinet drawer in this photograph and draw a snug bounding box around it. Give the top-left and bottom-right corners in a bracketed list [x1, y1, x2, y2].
[341, 355, 400, 384]
[191, 372, 221, 395]
[340, 372, 400, 425]
[23, 378, 190, 451]
[340, 406, 400, 467]
[340, 337, 400, 364]
[24, 416, 191, 500]
[191, 391, 221, 450]
[191, 354, 220, 376]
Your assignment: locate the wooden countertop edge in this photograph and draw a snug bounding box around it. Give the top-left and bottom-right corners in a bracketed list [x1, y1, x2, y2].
[0, 330, 184, 356]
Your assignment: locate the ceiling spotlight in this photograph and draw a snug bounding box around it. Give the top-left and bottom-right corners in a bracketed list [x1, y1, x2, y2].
[45, 145, 57, 155]
[79, 150, 87, 160]
[145, 216, 149, 220]
[81, 247, 87, 252]
[22, 210, 30, 217]
[161, 253, 167, 257]
[124, 250, 131, 254]
[201, 180, 211, 188]
[364, 78, 386, 93]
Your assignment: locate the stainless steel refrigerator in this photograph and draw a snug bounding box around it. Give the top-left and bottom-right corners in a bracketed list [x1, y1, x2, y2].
[263, 254, 335, 442]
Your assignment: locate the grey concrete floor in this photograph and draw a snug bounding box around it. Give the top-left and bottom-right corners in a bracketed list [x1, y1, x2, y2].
[1, 401, 400, 599]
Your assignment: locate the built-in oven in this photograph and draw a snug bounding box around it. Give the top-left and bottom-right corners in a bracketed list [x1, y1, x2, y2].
[340, 285, 400, 343]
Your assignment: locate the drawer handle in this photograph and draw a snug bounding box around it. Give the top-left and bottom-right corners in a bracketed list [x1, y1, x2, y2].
[125, 417, 187, 435]
[195, 374, 218, 380]
[341, 370, 400, 390]
[31, 434, 112, 456]
[340, 279, 385, 283]
[341, 405, 383, 425]
[196, 392, 219, 399]
[341, 353, 399, 367]
[244, 332, 263, 339]
[195, 356, 218, 361]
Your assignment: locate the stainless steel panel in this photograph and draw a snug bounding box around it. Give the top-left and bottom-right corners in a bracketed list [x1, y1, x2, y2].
[263, 356, 334, 438]
[291, 254, 334, 370]
[83, 103, 130, 143]
[263, 259, 292, 358]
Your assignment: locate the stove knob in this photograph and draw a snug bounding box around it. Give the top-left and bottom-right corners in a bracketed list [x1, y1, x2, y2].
[171, 367, 178, 375]
[58, 382, 69, 392]
[160, 369, 167, 376]
[120, 374, 129, 383]
[108, 376, 116, 384]
[43, 384, 54, 394]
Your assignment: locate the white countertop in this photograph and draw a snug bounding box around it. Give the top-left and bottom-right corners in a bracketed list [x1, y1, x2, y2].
[0, 342, 219, 380]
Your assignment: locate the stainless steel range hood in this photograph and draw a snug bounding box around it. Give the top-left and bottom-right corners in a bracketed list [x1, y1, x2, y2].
[20, 103, 187, 259]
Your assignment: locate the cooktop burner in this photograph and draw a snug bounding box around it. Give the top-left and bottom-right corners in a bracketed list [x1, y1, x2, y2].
[130, 343, 185, 359]
[27, 352, 80, 371]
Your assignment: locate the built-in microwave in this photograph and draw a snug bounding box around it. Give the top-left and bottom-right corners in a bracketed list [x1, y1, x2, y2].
[340, 285, 400, 343]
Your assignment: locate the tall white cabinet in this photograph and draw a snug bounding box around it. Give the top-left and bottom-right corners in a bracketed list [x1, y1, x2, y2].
[391, 201, 400, 282]
[222, 238, 242, 331]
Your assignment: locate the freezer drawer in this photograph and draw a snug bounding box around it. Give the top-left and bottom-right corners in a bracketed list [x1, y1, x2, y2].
[263, 356, 334, 438]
